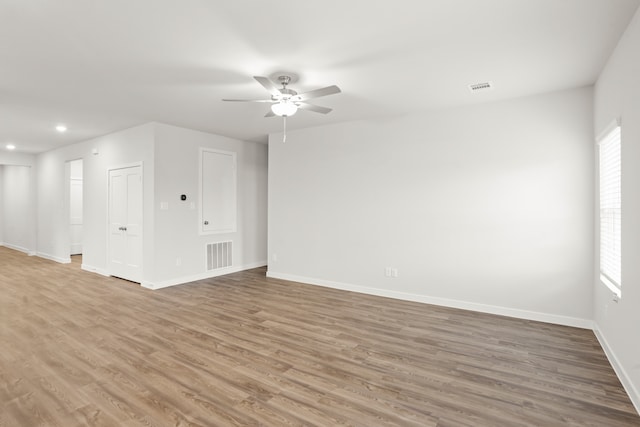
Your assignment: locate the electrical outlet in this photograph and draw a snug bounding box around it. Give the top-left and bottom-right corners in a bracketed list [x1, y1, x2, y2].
[385, 267, 399, 277]
[176, 257, 181, 266]
[272, 253, 278, 262]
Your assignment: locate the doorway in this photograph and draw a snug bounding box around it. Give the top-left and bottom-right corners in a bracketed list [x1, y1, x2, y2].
[68, 159, 83, 256]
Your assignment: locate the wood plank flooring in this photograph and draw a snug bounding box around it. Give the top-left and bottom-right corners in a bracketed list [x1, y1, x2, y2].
[1, 246, 638, 426]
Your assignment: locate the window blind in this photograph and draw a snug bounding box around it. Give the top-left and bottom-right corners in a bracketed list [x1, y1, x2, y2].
[599, 125, 621, 290]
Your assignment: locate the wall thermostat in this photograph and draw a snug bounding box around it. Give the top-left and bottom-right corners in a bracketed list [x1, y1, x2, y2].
[180, 194, 187, 201]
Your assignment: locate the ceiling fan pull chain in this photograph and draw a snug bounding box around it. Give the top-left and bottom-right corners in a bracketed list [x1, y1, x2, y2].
[283, 116, 287, 143]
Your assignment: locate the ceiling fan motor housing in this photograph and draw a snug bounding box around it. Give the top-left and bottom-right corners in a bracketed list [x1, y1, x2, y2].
[277, 75, 292, 86]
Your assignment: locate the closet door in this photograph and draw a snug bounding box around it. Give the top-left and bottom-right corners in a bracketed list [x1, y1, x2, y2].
[108, 165, 143, 282]
[200, 149, 237, 234]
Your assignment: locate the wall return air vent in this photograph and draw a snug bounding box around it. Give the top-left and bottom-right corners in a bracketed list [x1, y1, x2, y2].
[206, 241, 233, 271]
[468, 81, 493, 92]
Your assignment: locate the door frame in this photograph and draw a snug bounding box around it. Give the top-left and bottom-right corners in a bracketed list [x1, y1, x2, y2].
[64, 158, 84, 261]
[107, 161, 144, 282]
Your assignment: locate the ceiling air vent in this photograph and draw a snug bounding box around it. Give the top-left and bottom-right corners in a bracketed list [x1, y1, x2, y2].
[468, 81, 493, 92]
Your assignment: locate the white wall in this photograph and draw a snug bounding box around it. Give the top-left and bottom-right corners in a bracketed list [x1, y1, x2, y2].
[36, 123, 155, 269]
[33, 122, 267, 287]
[0, 151, 37, 167]
[1, 165, 33, 252]
[0, 152, 37, 253]
[149, 123, 268, 288]
[268, 87, 594, 327]
[593, 7, 640, 412]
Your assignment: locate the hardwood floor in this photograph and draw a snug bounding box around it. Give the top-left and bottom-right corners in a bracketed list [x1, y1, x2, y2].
[1, 246, 638, 426]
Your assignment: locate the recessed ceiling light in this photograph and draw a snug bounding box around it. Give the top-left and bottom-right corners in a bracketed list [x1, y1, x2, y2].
[56, 124, 67, 132]
[6, 144, 16, 150]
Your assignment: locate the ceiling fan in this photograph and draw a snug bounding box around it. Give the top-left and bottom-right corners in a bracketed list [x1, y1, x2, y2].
[223, 75, 341, 118]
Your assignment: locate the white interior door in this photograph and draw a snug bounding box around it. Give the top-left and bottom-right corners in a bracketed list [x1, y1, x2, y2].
[201, 149, 237, 234]
[69, 177, 83, 255]
[109, 165, 142, 283]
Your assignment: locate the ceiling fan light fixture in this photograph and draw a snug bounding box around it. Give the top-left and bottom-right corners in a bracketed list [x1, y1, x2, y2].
[271, 101, 298, 117]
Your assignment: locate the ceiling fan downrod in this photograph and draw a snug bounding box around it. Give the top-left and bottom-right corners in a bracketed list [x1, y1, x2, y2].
[278, 75, 291, 89]
[279, 75, 292, 142]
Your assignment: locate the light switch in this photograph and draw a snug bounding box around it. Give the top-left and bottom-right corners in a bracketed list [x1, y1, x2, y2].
[160, 202, 169, 210]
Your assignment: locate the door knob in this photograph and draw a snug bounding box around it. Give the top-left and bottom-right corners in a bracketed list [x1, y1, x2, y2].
[204, 221, 209, 225]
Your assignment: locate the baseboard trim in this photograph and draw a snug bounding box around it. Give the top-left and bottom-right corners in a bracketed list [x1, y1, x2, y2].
[266, 271, 593, 329]
[81, 264, 110, 277]
[36, 251, 71, 264]
[1, 243, 36, 256]
[142, 261, 268, 290]
[593, 325, 640, 415]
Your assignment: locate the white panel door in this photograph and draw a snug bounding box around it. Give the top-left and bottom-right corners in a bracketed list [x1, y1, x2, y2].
[109, 166, 142, 283]
[201, 149, 237, 234]
[69, 177, 83, 255]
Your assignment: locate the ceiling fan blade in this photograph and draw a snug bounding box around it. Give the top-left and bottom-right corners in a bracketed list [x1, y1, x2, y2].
[264, 110, 275, 118]
[222, 98, 273, 103]
[294, 85, 341, 102]
[297, 103, 332, 114]
[254, 76, 282, 97]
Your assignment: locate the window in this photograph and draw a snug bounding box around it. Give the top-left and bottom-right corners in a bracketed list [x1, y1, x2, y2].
[598, 122, 621, 296]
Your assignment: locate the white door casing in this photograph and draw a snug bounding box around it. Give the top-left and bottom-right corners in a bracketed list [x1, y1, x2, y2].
[108, 165, 143, 283]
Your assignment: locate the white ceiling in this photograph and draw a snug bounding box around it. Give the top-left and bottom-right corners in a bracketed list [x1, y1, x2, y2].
[1, 0, 639, 153]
